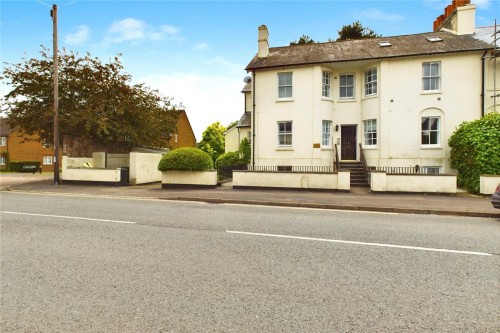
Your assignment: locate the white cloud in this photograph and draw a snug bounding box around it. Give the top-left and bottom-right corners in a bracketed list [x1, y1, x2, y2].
[139, 73, 245, 141]
[149, 25, 181, 41]
[105, 18, 180, 44]
[360, 9, 405, 22]
[107, 18, 146, 43]
[64, 25, 90, 46]
[192, 43, 209, 51]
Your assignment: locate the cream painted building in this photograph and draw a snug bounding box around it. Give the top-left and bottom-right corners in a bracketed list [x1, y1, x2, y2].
[244, 1, 498, 174]
[224, 83, 252, 153]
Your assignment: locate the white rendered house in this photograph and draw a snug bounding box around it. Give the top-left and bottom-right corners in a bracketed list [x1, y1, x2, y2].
[244, 1, 498, 175]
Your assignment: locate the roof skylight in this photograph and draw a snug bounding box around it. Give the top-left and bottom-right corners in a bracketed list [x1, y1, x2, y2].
[378, 41, 392, 47]
[426, 36, 443, 42]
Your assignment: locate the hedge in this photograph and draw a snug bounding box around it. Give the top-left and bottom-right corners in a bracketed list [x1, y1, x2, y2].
[158, 147, 213, 171]
[215, 151, 243, 169]
[449, 112, 500, 193]
[9, 161, 41, 173]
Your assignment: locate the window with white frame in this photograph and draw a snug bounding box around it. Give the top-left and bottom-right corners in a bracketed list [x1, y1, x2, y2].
[0, 136, 6, 146]
[339, 74, 355, 99]
[422, 166, 440, 174]
[43, 156, 53, 165]
[278, 121, 292, 146]
[322, 71, 331, 98]
[422, 62, 440, 91]
[322, 120, 332, 146]
[364, 68, 377, 96]
[421, 116, 440, 146]
[363, 119, 377, 146]
[278, 72, 293, 98]
[0, 156, 6, 165]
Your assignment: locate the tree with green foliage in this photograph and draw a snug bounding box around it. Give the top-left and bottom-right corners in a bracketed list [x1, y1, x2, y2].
[449, 112, 500, 193]
[290, 35, 316, 45]
[226, 120, 238, 130]
[336, 21, 381, 41]
[1, 47, 180, 148]
[198, 121, 226, 162]
[239, 137, 251, 165]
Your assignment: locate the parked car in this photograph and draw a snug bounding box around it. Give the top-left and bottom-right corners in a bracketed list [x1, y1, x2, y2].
[492, 183, 500, 209]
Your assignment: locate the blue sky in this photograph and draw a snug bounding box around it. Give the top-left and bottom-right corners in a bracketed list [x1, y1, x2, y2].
[1, 0, 498, 140]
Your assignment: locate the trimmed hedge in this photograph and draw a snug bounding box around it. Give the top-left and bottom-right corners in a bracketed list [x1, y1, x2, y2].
[449, 112, 500, 193]
[215, 151, 242, 169]
[9, 161, 41, 173]
[158, 147, 213, 171]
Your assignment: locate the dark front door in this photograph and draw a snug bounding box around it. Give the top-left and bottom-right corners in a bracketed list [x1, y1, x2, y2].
[341, 125, 357, 160]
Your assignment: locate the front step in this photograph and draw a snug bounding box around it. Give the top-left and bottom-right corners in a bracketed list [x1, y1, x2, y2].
[339, 162, 369, 187]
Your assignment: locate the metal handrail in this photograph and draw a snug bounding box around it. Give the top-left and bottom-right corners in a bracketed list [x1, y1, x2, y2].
[358, 143, 369, 181]
[333, 144, 340, 172]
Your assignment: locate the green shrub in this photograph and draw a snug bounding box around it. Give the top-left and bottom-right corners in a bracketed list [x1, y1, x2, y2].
[239, 137, 251, 165]
[215, 151, 242, 169]
[9, 161, 41, 173]
[449, 112, 500, 193]
[158, 147, 213, 171]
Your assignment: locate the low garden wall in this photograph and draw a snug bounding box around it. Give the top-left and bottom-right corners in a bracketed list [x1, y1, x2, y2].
[232, 170, 350, 191]
[370, 171, 457, 193]
[480, 175, 500, 195]
[161, 170, 217, 188]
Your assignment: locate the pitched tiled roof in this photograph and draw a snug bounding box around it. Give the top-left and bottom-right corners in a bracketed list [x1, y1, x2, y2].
[0, 118, 14, 136]
[241, 82, 251, 93]
[246, 31, 491, 71]
[236, 112, 251, 128]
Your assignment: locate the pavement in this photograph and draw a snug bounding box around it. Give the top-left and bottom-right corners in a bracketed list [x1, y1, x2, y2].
[1, 173, 499, 219]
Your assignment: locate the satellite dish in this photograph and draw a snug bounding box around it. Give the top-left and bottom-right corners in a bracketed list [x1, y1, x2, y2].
[243, 76, 252, 83]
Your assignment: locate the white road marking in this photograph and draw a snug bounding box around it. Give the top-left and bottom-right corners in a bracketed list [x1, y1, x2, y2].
[226, 230, 493, 257]
[2, 211, 137, 224]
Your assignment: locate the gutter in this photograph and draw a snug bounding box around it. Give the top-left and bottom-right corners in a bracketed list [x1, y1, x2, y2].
[481, 50, 487, 117]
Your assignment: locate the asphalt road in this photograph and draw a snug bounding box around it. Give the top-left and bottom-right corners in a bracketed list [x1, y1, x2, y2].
[1, 192, 499, 332]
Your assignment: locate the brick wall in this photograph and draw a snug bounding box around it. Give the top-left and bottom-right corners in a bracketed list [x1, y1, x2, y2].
[169, 110, 197, 149]
[0, 130, 59, 172]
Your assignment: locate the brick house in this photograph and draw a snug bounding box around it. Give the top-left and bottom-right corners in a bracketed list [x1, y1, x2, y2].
[0, 118, 59, 172]
[63, 110, 197, 157]
[168, 110, 197, 149]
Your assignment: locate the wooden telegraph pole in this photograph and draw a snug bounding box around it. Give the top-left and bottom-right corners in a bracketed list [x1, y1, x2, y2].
[51, 4, 60, 185]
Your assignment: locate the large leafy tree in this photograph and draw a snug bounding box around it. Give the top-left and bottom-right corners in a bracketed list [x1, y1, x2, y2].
[336, 21, 381, 41]
[198, 121, 226, 162]
[1, 47, 180, 148]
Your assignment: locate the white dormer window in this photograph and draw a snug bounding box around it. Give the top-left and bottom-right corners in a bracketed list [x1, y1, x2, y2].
[0, 137, 6, 146]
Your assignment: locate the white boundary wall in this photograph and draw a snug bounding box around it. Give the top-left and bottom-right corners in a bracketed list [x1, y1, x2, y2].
[371, 171, 457, 193]
[480, 175, 500, 195]
[162, 170, 217, 187]
[233, 170, 350, 191]
[129, 152, 163, 185]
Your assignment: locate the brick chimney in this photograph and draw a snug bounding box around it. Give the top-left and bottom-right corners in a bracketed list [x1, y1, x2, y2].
[433, 0, 476, 35]
[258, 25, 269, 58]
